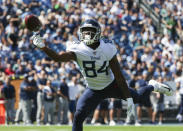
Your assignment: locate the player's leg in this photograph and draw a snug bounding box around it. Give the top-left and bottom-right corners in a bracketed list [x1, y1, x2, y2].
[72, 88, 103, 131]
[10, 99, 15, 123]
[114, 99, 122, 124]
[63, 99, 69, 124]
[136, 104, 142, 123]
[57, 97, 62, 124]
[176, 94, 183, 122]
[36, 92, 43, 124]
[151, 103, 158, 123]
[147, 107, 153, 123]
[134, 104, 141, 126]
[91, 107, 100, 124]
[109, 99, 115, 126]
[4, 100, 10, 124]
[149, 80, 173, 96]
[69, 100, 76, 125]
[129, 80, 173, 105]
[43, 101, 49, 124]
[158, 103, 165, 125]
[105, 79, 173, 104]
[50, 102, 55, 124]
[100, 100, 109, 124]
[14, 101, 22, 124]
[21, 99, 31, 124]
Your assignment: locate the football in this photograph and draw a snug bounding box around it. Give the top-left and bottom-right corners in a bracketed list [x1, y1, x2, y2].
[24, 14, 42, 32]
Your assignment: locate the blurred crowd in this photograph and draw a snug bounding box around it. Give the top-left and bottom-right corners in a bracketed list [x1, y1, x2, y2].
[0, 0, 183, 126]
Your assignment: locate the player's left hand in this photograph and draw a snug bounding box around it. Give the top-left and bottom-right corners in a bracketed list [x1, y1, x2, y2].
[126, 98, 135, 117]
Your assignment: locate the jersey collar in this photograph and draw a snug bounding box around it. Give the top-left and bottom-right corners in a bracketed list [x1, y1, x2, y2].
[82, 39, 103, 52]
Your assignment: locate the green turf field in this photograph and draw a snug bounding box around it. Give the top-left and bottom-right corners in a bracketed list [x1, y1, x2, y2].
[0, 125, 183, 131]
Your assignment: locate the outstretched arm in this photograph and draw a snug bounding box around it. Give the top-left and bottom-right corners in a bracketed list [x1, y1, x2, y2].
[41, 47, 76, 62]
[109, 55, 131, 99]
[32, 34, 76, 62]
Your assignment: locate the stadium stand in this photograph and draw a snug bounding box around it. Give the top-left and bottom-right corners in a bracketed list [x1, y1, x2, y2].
[0, 0, 182, 125]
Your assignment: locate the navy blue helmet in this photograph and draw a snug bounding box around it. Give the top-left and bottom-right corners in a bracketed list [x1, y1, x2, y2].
[79, 19, 101, 45]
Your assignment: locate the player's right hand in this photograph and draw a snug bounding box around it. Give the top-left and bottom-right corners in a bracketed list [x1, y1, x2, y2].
[32, 34, 45, 48]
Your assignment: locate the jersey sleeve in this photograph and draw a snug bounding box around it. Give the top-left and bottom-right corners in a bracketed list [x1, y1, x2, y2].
[66, 41, 79, 53]
[66, 41, 81, 59]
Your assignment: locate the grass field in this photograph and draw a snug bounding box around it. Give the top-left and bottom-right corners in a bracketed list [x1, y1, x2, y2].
[0, 125, 183, 131]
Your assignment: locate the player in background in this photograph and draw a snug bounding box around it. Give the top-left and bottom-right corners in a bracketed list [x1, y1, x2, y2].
[32, 19, 173, 131]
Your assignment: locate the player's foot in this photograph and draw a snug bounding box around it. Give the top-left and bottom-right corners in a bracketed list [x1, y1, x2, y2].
[116, 120, 123, 124]
[68, 121, 72, 125]
[124, 122, 131, 126]
[176, 114, 182, 122]
[135, 121, 141, 126]
[109, 120, 116, 126]
[158, 121, 162, 125]
[91, 119, 96, 124]
[148, 80, 173, 96]
[101, 119, 108, 125]
[46, 123, 50, 126]
[149, 121, 157, 125]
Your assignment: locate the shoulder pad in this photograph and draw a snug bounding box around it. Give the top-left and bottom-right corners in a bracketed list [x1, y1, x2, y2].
[73, 40, 80, 45]
[101, 37, 113, 44]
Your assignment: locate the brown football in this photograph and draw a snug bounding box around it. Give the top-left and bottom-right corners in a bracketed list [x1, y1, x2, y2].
[24, 14, 42, 32]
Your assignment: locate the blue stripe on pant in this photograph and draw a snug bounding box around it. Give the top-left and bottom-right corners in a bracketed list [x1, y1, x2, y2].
[72, 80, 154, 131]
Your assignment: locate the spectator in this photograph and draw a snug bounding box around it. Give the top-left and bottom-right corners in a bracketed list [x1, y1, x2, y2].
[36, 70, 47, 125]
[1, 76, 15, 124]
[135, 81, 153, 124]
[43, 80, 56, 125]
[175, 70, 183, 122]
[68, 63, 81, 79]
[68, 76, 80, 125]
[151, 92, 165, 125]
[20, 74, 37, 125]
[15, 64, 27, 76]
[151, 77, 165, 125]
[28, 73, 38, 123]
[4, 63, 14, 76]
[0, 0, 182, 125]
[0, 79, 4, 99]
[57, 76, 69, 125]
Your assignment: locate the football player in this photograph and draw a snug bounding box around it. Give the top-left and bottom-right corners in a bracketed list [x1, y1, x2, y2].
[32, 19, 173, 131]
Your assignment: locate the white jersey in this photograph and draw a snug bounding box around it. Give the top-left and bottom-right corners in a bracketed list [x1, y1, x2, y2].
[66, 39, 117, 90]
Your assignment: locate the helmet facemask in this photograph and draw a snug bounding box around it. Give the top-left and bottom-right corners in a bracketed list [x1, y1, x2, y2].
[79, 27, 101, 45]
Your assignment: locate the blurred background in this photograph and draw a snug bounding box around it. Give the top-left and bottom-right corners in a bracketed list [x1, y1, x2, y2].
[0, 0, 183, 126]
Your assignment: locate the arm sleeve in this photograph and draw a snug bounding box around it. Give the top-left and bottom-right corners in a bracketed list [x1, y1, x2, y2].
[66, 41, 80, 60]
[66, 41, 79, 52]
